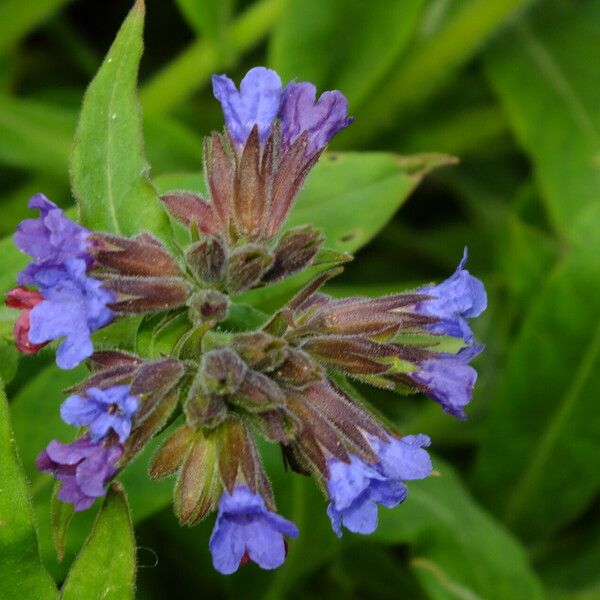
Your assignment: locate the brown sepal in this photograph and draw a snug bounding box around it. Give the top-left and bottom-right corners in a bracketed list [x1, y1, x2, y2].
[119, 391, 178, 466]
[225, 244, 273, 294]
[130, 358, 185, 424]
[229, 370, 286, 413]
[205, 133, 235, 231]
[232, 332, 288, 372]
[274, 349, 324, 388]
[87, 350, 143, 372]
[149, 425, 196, 479]
[174, 433, 221, 525]
[185, 236, 227, 283]
[104, 276, 192, 313]
[90, 232, 183, 278]
[160, 192, 220, 235]
[262, 226, 324, 283]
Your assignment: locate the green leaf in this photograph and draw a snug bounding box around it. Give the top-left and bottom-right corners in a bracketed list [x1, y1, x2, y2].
[474, 204, 600, 539]
[70, 0, 171, 241]
[269, 0, 426, 109]
[0, 0, 69, 54]
[372, 459, 544, 600]
[340, 0, 532, 147]
[175, 0, 233, 61]
[0, 376, 57, 599]
[60, 483, 136, 600]
[484, 1, 600, 236]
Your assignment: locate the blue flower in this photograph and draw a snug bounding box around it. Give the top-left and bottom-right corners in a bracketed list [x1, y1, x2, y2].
[326, 434, 431, 537]
[411, 345, 484, 419]
[60, 385, 139, 443]
[416, 248, 487, 344]
[14, 194, 91, 286]
[28, 258, 115, 370]
[279, 82, 353, 155]
[209, 486, 299, 574]
[36, 436, 122, 511]
[212, 67, 282, 145]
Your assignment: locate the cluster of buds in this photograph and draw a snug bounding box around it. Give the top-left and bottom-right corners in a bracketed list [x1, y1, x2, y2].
[5, 67, 486, 574]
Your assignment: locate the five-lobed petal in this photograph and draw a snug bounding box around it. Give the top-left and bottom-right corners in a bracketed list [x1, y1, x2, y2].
[212, 67, 282, 145]
[60, 385, 139, 444]
[416, 248, 487, 344]
[326, 434, 432, 537]
[28, 258, 115, 369]
[209, 486, 299, 574]
[36, 436, 122, 511]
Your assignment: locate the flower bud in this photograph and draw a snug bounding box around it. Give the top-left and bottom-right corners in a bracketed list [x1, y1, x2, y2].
[199, 349, 247, 396]
[188, 290, 229, 325]
[231, 332, 288, 372]
[185, 237, 227, 284]
[226, 244, 273, 293]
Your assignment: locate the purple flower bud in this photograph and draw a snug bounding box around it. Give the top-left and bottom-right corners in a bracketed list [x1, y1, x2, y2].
[60, 385, 139, 444]
[411, 345, 484, 419]
[28, 258, 115, 370]
[279, 82, 353, 155]
[14, 194, 91, 286]
[416, 249, 487, 344]
[326, 435, 431, 537]
[209, 486, 299, 574]
[212, 67, 282, 145]
[36, 437, 122, 511]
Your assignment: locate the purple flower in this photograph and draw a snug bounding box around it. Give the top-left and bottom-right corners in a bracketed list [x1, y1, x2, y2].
[14, 194, 91, 286]
[60, 386, 139, 444]
[28, 258, 115, 370]
[411, 345, 484, 419]
[279, 82, 353, 155]
[36, 437, 122, 511]
[209, 486, 299, 574]
[326, 434, 431, 537]
[416, 249, 487, 344]
[212, 67, 282, 145]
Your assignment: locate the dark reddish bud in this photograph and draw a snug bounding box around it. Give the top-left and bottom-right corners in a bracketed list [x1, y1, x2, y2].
[205, 133, 236, 231]
[231, 332, 288, 372]
[262, 226, 324, 283]
[251, 408, 302, 444]
[104, 276, 192, 313]
[65, 363, 139, 394]
[160, 192, 220, 235]
[6, 287, 44, 310]
[89, 233, 184, 277]
[226, 244, 273, 294]
[6, 287, 47, 355]
[188, 290, 229, 325]
[185, 237, 227, 283]
[200, 349, 247, 396]
[14, 312, 47, 355]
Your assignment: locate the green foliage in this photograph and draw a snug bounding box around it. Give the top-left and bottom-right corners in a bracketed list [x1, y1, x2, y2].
[71, 0, 171, 242]
[60, 484, 136, 600]
[1, 0, 599, 598]
[0, 377, 57, 599]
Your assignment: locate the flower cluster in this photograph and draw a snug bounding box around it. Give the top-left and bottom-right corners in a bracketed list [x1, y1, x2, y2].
[6, 67, 486, 574]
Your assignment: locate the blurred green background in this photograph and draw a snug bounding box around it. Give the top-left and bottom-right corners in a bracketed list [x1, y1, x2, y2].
[1, 0, 599, 598]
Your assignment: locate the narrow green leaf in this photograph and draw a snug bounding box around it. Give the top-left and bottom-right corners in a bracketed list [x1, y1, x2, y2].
[484, 1, 600, 236]
[341, 0, 532, 147]
[474, 204, 600, 539]
[60, 483, 136, 600]
[70, 0, 170, 241]
[51, 483, 74, 562]
[0, 377, 57, 599]
[270, 0, 426, 110]
[175, 0, 233, 61]
[0, 0, 69, 54]
[372, 459, 544, 600]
